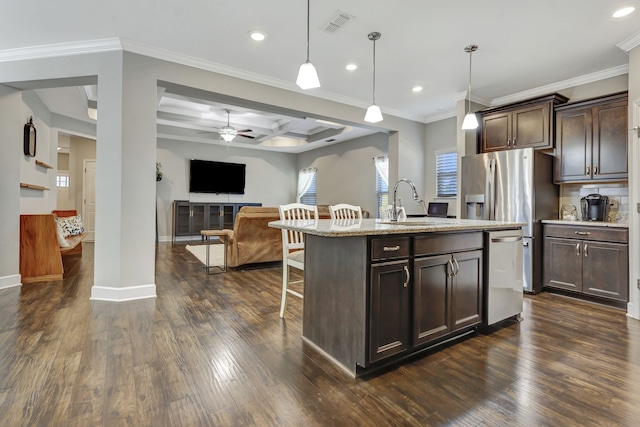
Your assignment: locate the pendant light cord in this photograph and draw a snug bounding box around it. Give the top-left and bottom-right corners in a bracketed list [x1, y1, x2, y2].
[467, 48, 472, 114]
[306, 0, 310, 62]
[372, 37, 376, 104]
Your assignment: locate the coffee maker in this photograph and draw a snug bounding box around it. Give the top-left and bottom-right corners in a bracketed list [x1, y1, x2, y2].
[580, 194, 609, 221]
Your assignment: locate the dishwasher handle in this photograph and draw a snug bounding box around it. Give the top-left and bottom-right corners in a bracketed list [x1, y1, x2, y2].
[491, 235, 523, 243]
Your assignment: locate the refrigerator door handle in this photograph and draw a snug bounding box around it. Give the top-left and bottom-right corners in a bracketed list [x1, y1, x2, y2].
[486, 158, 496, 220]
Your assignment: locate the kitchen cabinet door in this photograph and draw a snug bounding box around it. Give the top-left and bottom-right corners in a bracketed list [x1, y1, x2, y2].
[543, 237, 583, 292]
[482, 111, 511, 152]
[554, 107, 592, 183]
[369, 260, 410, 363]
[582, 241, 628, 302]
[512, 103, 550, 149]
[451, 250, 483, 332]
[592, 99, 628, 181]
[413, 254, 452, 346]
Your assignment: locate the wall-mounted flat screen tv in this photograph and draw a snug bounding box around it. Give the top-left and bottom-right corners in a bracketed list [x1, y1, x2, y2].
[189, 159, 246, 194]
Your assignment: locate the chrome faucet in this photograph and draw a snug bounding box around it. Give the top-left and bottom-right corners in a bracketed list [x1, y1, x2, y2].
[391, 179, 422, 221]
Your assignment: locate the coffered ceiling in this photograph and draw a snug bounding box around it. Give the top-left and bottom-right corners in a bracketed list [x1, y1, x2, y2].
[3, 0, 640, 152]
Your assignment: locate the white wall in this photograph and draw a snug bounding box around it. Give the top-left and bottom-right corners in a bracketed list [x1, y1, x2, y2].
[296, 133, 388, 216]
[627, 44, 640, 320]
[156, 138, 297, 241]
[424, 117, 457, 216]
[69, 136, 96, 212]
[20, 91, 56, 214]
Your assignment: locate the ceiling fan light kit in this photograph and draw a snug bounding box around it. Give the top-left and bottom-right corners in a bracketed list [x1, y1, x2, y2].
[461, 44, 479, 130]
[297, 0, 320, 89]
[364, 31, 383, 123]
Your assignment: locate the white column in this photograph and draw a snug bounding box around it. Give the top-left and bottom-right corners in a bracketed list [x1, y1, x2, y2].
[0, 86, 22, 289]
[91, 53, 157, 301]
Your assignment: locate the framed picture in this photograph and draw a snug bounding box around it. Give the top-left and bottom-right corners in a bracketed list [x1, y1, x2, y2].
[23, 116, 36, 157]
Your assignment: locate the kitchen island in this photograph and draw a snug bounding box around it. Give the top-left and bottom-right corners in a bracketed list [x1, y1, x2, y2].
[269, 217, 523, 376]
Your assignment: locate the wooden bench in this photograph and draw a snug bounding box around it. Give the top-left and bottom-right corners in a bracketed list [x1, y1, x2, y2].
[19, 210, 88, 283]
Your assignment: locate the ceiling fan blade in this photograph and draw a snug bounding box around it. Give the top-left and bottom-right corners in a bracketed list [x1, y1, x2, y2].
[238, 134, 255, 139]
[236, 129, 252, 133]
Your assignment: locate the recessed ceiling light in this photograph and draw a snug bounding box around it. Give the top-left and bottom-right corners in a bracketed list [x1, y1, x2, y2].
[412, 86, 423, 93]
[249, 30, 266, 41]
[612, 6, 635, 17]
[346, 64, 357, 71]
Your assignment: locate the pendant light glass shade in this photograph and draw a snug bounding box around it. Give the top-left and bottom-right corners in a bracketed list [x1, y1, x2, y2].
[462, 44, 479, 130]
[364, 32, 383, 123]
[297, 0, 320, 89]
[461, 112, 478, 130]
[296, 61, 320, 89]
[220, 110, 237, 142]
[365, 104, 383, 123]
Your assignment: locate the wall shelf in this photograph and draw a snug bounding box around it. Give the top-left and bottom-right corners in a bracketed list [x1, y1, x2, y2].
[20, 182, 49, 191]
[35, 160, 53, 169]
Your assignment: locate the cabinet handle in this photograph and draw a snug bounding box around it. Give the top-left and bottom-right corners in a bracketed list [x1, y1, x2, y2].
[383, 245, 400, 252]
[447, 259, 455, 277]
[594, 165, 598, 175]
[513, 137, 516, 146]
[576, 243, 581, 256]
[574, 231, 591, 236]
[507, 138, 511, 148]
[584, 243, 588, 257]
[403, 265, 410, 288]
[586, 165, 590, 175]
[453, 257, 460, 276]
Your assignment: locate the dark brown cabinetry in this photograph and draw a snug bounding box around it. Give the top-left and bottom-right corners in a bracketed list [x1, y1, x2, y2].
[413, 233, 483, 347]
[368, 232, 483, 364]
[479, 94, 568, 153]
[172, 201, 260, 241]
[543, 224, 628, 304]
[554, 92, 628, 183]
[369, 260, 411, 363]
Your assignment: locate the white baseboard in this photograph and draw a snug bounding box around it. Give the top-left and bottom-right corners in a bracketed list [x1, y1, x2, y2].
[158, 235, 173, 243]
[90, 284, 156, 301]
[0, 274, 22, 290]
[627, 302, 639, 320]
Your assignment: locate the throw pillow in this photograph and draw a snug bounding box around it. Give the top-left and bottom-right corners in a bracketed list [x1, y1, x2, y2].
[54, 216, 71, 238]
[55, 221, 71, 248]
[57, 215, 85, 236]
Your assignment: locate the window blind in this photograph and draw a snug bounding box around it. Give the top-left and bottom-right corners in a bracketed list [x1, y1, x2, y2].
[436, 151, 457, 197]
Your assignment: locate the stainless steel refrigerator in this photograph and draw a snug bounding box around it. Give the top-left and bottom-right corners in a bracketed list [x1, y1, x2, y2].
[460, 147, 558, 293]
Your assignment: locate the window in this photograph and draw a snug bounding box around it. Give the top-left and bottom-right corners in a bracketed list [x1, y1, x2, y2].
[56, 174, 70, 188]
[435, 150, 457, 197]
[297, 168, 317, 205]
[374, 156, 389, 218]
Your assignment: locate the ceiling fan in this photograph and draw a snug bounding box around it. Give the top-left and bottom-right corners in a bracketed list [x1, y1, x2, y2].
[205, 109, 254, 142]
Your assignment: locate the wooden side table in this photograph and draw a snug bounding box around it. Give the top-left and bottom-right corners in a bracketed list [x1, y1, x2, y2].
[200, 229, 232, 274]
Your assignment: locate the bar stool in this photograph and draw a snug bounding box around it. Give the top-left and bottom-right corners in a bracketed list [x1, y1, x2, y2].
[200, 229, 232, 274]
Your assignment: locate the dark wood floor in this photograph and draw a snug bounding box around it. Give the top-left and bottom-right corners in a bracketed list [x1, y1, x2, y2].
[1, 243, 640, 426]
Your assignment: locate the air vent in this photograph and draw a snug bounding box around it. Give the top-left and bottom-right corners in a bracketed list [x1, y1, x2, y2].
[322, 10, 356, 34]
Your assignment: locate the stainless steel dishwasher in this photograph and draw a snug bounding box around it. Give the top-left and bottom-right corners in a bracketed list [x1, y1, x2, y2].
[486, 229, 524, 325]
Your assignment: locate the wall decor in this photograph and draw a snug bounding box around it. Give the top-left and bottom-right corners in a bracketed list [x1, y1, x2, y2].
[23, 116, 36, 157]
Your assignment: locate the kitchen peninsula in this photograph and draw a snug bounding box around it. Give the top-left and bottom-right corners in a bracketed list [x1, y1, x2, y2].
[269, 217, 523, 376]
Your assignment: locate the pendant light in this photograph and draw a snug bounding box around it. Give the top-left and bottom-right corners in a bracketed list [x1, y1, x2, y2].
[461, 44, 479, 130]
[364, 32, 383, 123]
[296, 0, 320, 89]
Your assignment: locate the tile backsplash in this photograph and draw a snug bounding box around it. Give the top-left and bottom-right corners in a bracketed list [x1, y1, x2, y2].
[559, 183, 628, 223]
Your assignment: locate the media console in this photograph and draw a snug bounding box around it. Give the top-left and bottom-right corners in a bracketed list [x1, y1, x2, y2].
[172, 201, 261, 242]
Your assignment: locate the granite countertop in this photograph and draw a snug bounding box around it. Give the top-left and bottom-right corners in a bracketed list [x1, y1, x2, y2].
[269, 217, 524, 237]
[541, 219, 628, 229]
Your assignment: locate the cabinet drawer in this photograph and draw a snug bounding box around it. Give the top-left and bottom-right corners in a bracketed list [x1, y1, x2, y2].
[371, 237, 410, 261]
[544, 224, 628, 243]
[414, 232, 483, 257]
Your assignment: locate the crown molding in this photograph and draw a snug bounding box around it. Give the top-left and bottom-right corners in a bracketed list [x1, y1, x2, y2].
[491, 64, 628, 107]
[618, 30, 640, 52]
[451, 90, 491, 106]
[423, 110, 457, 124]
[0, 38, 122, 62]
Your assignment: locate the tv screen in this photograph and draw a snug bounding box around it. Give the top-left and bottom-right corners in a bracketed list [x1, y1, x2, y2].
[189, 159, 246, 194]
